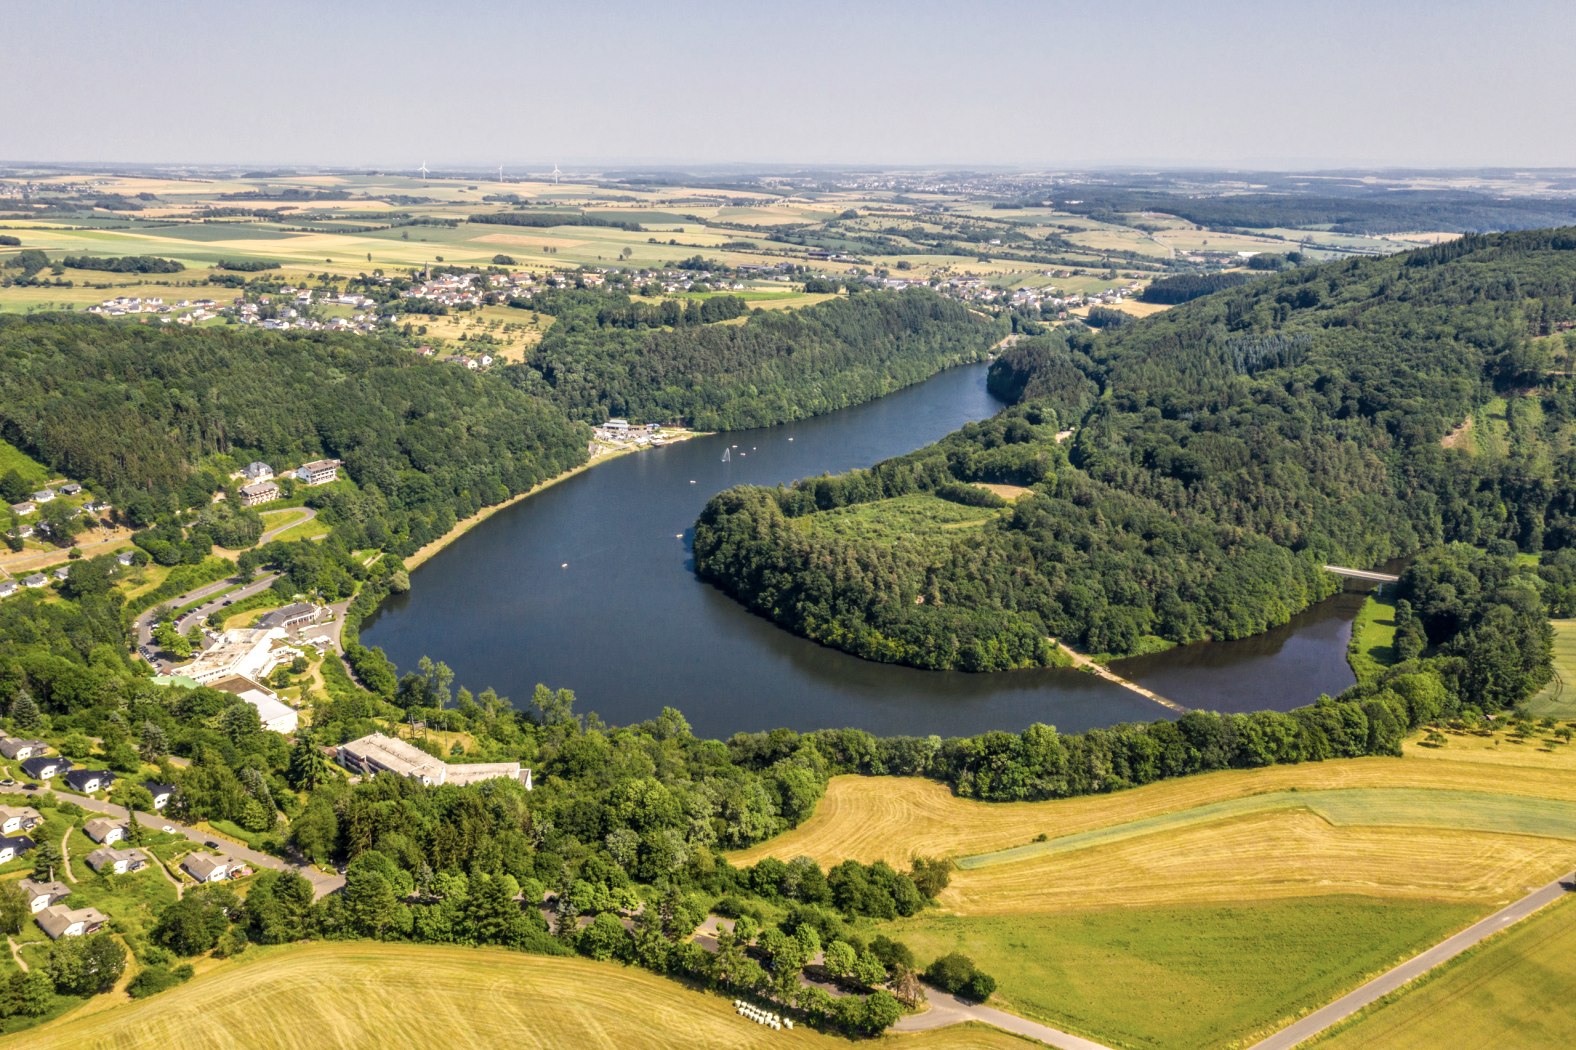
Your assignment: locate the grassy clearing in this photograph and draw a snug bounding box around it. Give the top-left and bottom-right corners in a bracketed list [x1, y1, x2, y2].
[888, 898, 1481, 1050]
[0, 439, 51, 486]
[2, 941, 1028, 1050]
[1521, 617, 1576, 718]
[1315, 895, 1576, 1049]
[1348, 589, 1398, 682]
[795, 493, 1003, 553]
[1472, 396, 1511, 457]
[730, 730, 1576, 872]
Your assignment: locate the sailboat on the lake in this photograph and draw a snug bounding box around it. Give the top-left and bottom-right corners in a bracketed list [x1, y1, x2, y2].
[721, 447, 731, 463]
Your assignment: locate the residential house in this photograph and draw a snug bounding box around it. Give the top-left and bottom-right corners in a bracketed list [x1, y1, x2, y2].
[243, 461, 275, 481]
[58, 483, 82, 496]
[239, 480, 281, 507]
[31, 489, 55, 504]
[181, 853, 229, 883]
[9, 502, 34, 517]
[116, 550, 137, 567]
[22, 574, 47, 589]
[52, 566, 70, 582]
[0, 836, 34, 863]
[12, 525, 33, 540]
[0, 805, 42, 835]
[61, 769, 114, 794]
[0, 738, 46, 761]
[19, 756, 68, 780]
[18, 878, 69, 913]
[0, 580, 15, 600]
[143, 781, 176, 810]
[85, 847, 145, 875]
[36, 904, 108, 939]
[83, 818, 126, 845]
[295, 459, 341, 486]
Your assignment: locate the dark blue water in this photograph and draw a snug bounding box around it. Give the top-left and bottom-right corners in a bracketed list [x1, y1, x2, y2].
[364, 364, 1361, 737]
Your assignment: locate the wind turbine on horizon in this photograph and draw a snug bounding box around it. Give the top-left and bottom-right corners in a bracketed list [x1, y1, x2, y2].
[418, 160, 430, 181]
[551, 162, 562, 185]
[498, 164, 505, 183]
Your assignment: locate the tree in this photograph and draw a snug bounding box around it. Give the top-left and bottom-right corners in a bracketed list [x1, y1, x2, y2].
[139, 721, 169, 761]
[577, 911, 628, 961]
[287, 730, 333, 790]
[0, 881, 28, 935]
[9, 690, 41, 733]
[244, 870, 315, 944]
[45, 933, 126, 995]
[342, 855, 408, 939]
[0, 470, 29, 504]
[823, 939, 856, 979]
[31, 841, 62, 882]
[153, 885, 240, 955]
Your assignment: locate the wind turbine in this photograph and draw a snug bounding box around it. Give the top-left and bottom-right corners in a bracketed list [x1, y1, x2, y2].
[551, 162, 562, 185]
[418, 161, 430, 181]
[498, 164, 505, 183]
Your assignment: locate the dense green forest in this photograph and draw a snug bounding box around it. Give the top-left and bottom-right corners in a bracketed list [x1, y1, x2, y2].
[510, 287, 1003, 429]
[0, 316, 588, 555]
[696, 229, 1576, 668]
[1138, 271, 1254, 304]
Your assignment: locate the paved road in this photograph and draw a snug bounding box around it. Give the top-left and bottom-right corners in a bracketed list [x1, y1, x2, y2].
[132, 571, 279, 669]
[14, 783, 343, 900]
[893, 984, 1114, 1050]
[1248, 871, 1576, 1050]
[256, 507, 317, 546]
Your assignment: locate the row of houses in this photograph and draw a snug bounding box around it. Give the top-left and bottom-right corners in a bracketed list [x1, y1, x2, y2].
[0, 548, 137, 603]
[236, 458, 340, 506]
[28, 848, 245, 940]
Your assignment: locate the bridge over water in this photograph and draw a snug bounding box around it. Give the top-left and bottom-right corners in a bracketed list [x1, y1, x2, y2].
[1323, 564, 1400, 584]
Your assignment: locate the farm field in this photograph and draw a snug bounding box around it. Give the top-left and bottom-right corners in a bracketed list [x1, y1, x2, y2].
[0, 942, 1030, 1050]
[1522, 618, 1576, 718]
[1315, 895, 1576, 1049]
[890, 897, 1481, 1050]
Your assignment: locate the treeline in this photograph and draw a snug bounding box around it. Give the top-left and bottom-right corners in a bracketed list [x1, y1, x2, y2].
[468, 212, 643, 232]
[0, 316, 589, 556]
[1138, 271, 1253, 304]
[695, 229, 1576, 665]
[515, 286, 750, 330]
[217, 259, 279, 271]
[512, 287, 1003, 429]
[61, 254, 184, 274]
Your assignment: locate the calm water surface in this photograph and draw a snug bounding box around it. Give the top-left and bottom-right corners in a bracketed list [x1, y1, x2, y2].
[364, 365, 1362, 737]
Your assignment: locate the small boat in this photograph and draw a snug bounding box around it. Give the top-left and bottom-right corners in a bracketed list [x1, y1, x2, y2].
[721, 448, 731, 462]
[560, 563, 568, 569]
[689, 480, 696, 484]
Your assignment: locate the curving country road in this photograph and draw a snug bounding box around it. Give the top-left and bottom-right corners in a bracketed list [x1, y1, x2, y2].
[132, 571, 280, 670]
[1247, 870, 1576, 1049]
[893, 984, 1113, 1050]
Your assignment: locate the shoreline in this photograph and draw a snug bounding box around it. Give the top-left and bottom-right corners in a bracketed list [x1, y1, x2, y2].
[402, 429, 707, 572]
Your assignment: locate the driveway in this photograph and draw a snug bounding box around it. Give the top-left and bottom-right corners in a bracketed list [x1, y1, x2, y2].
[893, 984, 1114, 1049]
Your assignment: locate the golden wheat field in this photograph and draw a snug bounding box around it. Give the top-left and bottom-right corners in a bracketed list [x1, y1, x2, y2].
[0, 943, 1027, 1050]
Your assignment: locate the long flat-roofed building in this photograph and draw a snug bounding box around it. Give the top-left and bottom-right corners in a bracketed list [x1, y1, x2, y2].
[335, 733, 530, 789]
[177, 628, 284, 685]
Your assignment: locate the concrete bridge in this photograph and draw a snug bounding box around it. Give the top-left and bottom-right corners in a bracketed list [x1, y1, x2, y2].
[1323, 564, 1400, 584]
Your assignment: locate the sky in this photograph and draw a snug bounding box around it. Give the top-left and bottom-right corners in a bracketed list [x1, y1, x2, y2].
[6, 0, 1575, 170]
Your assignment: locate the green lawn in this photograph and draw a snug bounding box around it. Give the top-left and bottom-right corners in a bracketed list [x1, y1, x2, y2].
[887, 897, 1483, 1050]
[0, 439, 50, 487]
[1348, 589, 1398, 682]
[796, 493, 1003, 554]
[1521, 618, 1576, 718]
[1315, 895, 1576, 1049]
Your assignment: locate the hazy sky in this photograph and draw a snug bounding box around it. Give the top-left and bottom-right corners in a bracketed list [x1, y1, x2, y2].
[7, 0, 1574, 170]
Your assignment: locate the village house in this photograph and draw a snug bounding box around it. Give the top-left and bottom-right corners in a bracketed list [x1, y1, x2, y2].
[0, 836, 34, 863]
[0, 580, 16, 600]
[239, 480, 281, 507]
[36, 904, 108, 940]
[83, 818, 126, 845]
[52, 566, 70, 582]
[9, 501, 34, 517]
[19, 878, 70, 913]
[31, 489, 55, 504]
[85, 846, 145, 875]
[0, 737, 47, 761]
[58, 483, 82, 496]
[243, 461, 275, 482]
[144, 781, 176, 810]
[61, 768, 113, 794]
[0, 805, 42, 835]
[296, 459, 341, 486]
[22, 574, 48, 589]
[181, 852, 229, 883]
[19, 755, 69, 780]
[117, 550, 137, 567]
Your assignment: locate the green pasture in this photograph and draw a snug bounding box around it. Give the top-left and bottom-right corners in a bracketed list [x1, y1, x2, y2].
[960, 788, 1576, 869]
[887, 896, 1482, 1050]
[1522, 618, 1576, 718]
[1348, 589, 1399, 682]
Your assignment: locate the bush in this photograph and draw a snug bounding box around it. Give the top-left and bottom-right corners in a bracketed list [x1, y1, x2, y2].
[127, 963, 195, 998]
[924, 952, 996, 1002]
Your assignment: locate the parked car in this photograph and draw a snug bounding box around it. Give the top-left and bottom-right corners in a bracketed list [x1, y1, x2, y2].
[204, 840, 220, 849]
[0, 779, 14, 787]
[22, 783, 38, 791]
[161, 825, 175, 834]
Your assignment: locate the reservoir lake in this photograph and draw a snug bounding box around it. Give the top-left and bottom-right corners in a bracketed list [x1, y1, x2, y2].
[363, 364, 1371, 738]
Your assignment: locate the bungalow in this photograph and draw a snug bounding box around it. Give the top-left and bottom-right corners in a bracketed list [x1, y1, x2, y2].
[295, 459, 341, 486]
[9, 502, 34, 517]
[0, 805, 42, 835]
[181, 852, 229, 883]
[58, 483, 82, 496]
[12, 525, 33, 540]
[36, 904, 108, 940]
[61, 769, 114, 794]
[239, 480, 281, 507]
[85, 846, 144, 875]
[31, 489, 55, 504]
[116, 550, 137, 567]
[0, 836, 34, 863]
[52, 566, 70, 582]
[22, 574, 48, 589]
[0, 581, 15, 600]
[0, 738, 46, 761]
[143, 781, 176, 810]
[83, 818, 126, 845]
[19, 756, 68, 780]
[18, 878, 69, 913]
[243, 461, 275, 481]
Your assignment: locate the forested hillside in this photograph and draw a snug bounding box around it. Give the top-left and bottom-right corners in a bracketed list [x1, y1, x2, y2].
[0, 316, 589, 555]
[695, 229, 1576, 670]
[512, 288, 1003, 430]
